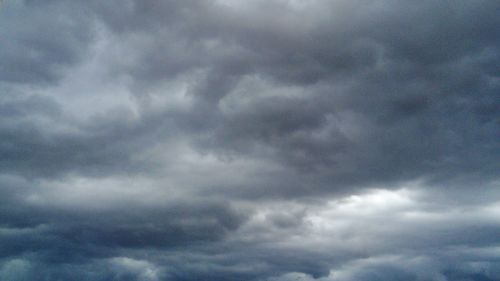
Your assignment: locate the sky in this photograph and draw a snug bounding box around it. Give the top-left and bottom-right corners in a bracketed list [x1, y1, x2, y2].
[0, 0, 499, 280]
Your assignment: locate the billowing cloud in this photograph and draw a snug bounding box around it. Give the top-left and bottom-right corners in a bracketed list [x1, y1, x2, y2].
[0, 0, 499, 280]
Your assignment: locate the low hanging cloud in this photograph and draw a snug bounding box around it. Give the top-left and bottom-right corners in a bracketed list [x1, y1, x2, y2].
[0, 0, 499, 280]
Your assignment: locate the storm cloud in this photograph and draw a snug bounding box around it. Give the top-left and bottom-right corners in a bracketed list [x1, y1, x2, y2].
[0, 0, 499, 280]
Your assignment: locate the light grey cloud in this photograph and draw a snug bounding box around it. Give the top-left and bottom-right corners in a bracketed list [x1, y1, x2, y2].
[0, 0, 95, 84]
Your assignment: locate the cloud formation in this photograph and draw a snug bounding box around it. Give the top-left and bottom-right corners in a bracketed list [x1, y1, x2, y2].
[0, 0, 499, 280]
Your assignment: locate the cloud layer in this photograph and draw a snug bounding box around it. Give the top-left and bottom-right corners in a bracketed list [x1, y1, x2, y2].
[1, 0, 499, 280]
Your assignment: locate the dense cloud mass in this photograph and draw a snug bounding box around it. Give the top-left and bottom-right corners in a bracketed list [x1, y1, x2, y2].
[0, 0, 499, 280]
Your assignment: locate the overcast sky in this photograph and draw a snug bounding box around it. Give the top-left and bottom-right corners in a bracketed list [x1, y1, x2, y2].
[1, 0, 499, 280]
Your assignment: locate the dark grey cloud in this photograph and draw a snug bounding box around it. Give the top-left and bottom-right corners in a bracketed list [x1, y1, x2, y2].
[1, 0, 499, 280]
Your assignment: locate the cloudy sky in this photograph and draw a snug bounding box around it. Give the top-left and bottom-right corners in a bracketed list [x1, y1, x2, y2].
[1, 0, 499, 280]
